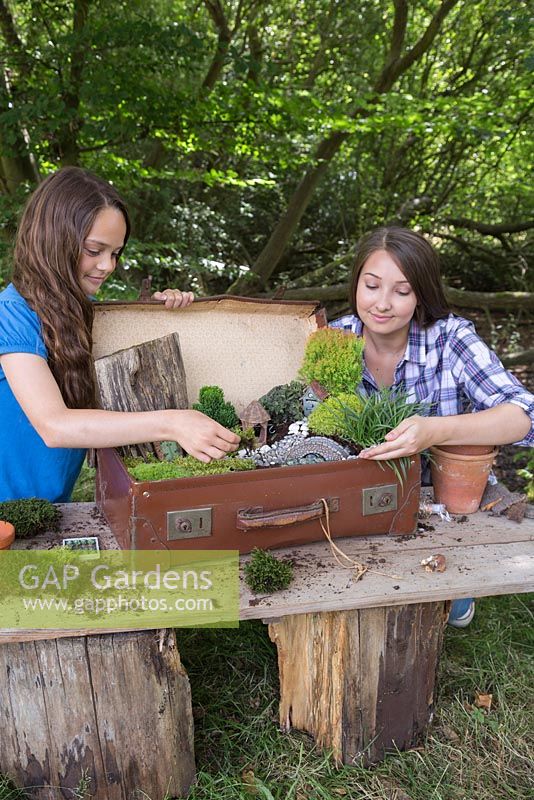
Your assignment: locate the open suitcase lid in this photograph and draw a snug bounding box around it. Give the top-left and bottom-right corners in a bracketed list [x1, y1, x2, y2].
[93, 295, 326, 413]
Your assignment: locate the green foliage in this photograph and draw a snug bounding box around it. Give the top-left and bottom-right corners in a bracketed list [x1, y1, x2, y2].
[0, 498, 61, 539]
[515, 451, 534, 501]
[335, 388, 430, 485]
[193, 386, 239, 429]
[233, 426, 257, 450]
[308, 392, 364, 437]
[126, 455, 255, 482]
[243, 548, 294, 594]
[299, 329, 364, 395]
[334, 388, 429, 450]
[70, 463, 96, 502]
[259, 380, 305, 425]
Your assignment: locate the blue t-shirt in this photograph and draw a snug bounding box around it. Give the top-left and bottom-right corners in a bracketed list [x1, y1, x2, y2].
[0, 283, 86, 502]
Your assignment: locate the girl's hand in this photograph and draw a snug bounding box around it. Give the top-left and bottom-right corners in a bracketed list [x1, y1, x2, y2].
[171, 410, 240, 463]
[359, 415, 438, 460]
[152, 288, 195, 309]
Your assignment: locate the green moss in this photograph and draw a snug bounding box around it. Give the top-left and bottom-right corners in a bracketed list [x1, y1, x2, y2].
[244, 548, 294, 593]
[299, 328, 364, 395]
[127, 455, 256, 482]
[193, 386, 239, 428]
[308, 392, 365, 437]
[0, 498, 62, 539]
[259, 380, 305, 425]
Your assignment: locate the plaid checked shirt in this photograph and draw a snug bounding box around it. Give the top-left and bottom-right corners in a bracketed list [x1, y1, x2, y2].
[329, 313, 534, 447]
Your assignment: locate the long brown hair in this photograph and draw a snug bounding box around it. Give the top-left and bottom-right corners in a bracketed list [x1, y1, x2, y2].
[349, 227, 450, 327]
[13, 167, 130, 408]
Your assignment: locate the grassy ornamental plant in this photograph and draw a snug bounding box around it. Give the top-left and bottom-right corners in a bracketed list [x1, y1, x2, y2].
[0, 498, 61, 538]
[244, 548, 294, 593]
[193, 385, 239, 429]
[299, 329, 364, 395]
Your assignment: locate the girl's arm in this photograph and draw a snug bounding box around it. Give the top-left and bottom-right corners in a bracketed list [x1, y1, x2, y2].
[0, 353, 239, 462]
[359, 404, 531, 460]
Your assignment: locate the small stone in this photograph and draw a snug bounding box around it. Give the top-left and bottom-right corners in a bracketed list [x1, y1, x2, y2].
[259, 445, 271, 454]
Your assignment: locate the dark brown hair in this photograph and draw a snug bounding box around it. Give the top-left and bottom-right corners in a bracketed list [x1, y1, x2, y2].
[349, 227, 450, 327]
[13, 167, 130, 408]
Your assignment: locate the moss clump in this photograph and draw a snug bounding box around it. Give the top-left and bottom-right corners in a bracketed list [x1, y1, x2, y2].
[259, 380, 305, 426]
[193, 386, 239, 428]
[126, 455, 256, 482]
[300, 329, 364, 395]
[0, 498, 61, 538]
[308, 392, 365, 437]
[244, 548, 294, 593]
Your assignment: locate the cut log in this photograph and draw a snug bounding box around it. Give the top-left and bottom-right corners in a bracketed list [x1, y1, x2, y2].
[0, 629, 196, 799]
[269, 602, 446, 765]
[94, 331, 188, 460]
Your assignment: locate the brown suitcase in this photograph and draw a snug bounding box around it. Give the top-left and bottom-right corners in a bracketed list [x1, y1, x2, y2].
[93, 296, 420, 552]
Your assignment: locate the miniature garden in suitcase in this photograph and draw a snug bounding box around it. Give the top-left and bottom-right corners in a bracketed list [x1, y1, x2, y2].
[123, 328, 427, 483]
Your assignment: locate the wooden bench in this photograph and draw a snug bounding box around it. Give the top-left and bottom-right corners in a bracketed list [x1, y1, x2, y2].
[1, 502, 533, 799]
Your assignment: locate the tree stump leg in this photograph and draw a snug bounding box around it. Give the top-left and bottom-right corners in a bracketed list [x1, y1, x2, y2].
[268, 602, 447, 765]
[0, 629, 196, 799]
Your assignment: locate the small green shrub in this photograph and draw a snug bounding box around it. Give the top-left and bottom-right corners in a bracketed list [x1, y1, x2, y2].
[0, 498, 62, 538]
[308, 392, 365, 436]
[126, 455, 255, 482]
[259, 380, 305, 425]
[244, 548, 294, 593]
[193, 386, 239, 428]
[299, 329, 364, 395]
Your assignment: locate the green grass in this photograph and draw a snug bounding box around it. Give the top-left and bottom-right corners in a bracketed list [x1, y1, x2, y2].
[2, 598, 531, 800]
[70, 461, 96, 502]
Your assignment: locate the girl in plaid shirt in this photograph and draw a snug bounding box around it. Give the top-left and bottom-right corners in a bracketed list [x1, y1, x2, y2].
[330, 227, 533, 459]
[330, 228, 533, 627]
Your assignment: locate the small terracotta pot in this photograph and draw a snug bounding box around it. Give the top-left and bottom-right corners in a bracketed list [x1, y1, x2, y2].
[430, 445, 498, 514]
[0, 520, 15, 550]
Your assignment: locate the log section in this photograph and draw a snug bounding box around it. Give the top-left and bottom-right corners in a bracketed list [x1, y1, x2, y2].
[94, 331, 188, 460]
[269, 602, 446, 765]
[0, 629, 195, 799]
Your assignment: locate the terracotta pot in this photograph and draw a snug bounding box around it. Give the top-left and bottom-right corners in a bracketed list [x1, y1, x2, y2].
[0, 520, 15, 550]
[437, 444, 495, 456]
[430, 445, 498, 514]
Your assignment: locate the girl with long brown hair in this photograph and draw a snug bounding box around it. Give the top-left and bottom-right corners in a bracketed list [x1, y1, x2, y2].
[0, 167, 239, 502]
[331, 226, 534, 627]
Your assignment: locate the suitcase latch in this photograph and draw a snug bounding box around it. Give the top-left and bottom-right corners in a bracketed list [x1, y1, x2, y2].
[362, 485, 398, 516]
[167, 508, 213, 540]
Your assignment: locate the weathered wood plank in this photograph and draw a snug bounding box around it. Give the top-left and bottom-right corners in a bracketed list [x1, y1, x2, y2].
[94, 331, 188, 460]
[269, 602, 446, 764]
[0, 630, 195, 799]
[3, 503, 533, 641]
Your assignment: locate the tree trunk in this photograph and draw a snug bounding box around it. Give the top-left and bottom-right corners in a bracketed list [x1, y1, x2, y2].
[0, 630, 196, 799]
[94, 331, 188, 460]
[269, 603, 446, 765]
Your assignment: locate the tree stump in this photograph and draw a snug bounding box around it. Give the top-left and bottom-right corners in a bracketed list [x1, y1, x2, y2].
[0, 629, 195, 799]
[95, 331, 188, 460]
[268, 602, 447, 765]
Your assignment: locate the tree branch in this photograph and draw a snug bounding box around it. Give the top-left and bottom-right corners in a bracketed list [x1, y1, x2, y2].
[0, 0, 30, 75]
[375, 0, 460, 92]
[202, 0, 232, 92]
[444, 218, 534, 236]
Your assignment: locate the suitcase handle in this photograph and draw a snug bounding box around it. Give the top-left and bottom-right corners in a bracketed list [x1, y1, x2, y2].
[236, 498, 339, 530]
